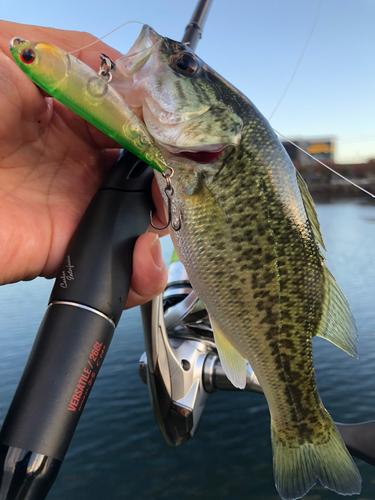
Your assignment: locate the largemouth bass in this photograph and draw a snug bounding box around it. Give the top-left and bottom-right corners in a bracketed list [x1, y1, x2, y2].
[114, 26, 361, 499]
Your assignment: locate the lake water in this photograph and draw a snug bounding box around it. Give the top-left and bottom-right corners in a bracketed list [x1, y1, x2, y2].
[0, 201, 374, 500]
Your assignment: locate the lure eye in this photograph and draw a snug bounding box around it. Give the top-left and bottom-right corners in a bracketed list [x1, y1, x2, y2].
[20, 49, 35, 64]
[169, 52, 199, 74]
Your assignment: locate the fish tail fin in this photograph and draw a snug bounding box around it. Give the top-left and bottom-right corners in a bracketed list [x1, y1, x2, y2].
[271, 416, 361, 500]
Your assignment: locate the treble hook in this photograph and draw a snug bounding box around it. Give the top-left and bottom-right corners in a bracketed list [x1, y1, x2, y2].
[150, 168, 182, 231]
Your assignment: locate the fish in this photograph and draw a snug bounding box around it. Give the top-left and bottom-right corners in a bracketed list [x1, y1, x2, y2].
[9, 26, 362, 499]
[9, 37, 167, 173]
[112, 26, 362, 499]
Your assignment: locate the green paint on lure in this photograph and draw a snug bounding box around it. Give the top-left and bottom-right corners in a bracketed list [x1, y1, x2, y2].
[115, 26, 361, 499]
[9, 39, 167, 173]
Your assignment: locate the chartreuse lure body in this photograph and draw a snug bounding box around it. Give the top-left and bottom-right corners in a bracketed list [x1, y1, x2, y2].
[9, 39, 167, 173]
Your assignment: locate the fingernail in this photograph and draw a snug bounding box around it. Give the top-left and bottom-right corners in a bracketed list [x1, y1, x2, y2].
[149, 234, 164, 269]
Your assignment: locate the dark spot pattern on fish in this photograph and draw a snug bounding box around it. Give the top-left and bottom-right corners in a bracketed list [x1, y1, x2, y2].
[166, 75, 331, 450]
[190, 79, 208, 106]
[174, 80, 187, 103]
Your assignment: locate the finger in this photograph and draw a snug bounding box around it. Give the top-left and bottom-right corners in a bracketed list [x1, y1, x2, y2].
[86, 123, 123, 150]
[0, 54, 52, 157]
[124, 233, 167, 309]
[148, 176, 170, 236]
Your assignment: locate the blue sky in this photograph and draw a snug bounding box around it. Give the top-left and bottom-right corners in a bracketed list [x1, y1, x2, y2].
[2, 0, 374, 163]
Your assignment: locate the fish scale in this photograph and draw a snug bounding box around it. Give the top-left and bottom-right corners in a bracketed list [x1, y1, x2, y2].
[159, 142, 351, 496]
[164, 122, 324, 429]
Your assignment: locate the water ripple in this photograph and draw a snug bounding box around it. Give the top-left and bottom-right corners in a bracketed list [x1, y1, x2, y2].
[0, 203, 374, 499]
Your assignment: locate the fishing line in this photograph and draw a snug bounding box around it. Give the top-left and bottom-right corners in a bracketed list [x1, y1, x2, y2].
[269, 0, 374, 199]
[70, 20, 144, 54]
[275, 129, 375, 199]
[268, 0, 322, 121]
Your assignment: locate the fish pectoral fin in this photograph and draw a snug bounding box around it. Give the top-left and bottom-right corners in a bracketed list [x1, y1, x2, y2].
[209, 315, 247, 389]
[315, 265, 358, 357]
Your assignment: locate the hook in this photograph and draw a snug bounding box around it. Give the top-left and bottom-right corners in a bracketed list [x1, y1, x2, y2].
[150, 168, 182, 232]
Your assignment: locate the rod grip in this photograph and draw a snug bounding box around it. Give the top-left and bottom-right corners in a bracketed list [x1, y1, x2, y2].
[0, 151, 154, 463]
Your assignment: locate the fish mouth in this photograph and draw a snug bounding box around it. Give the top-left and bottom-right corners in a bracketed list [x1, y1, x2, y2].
[135, 94, 232, 166]
[118, 26, 241, 165]
[125, 97, 229, 166]
[174, 149, 226, 164]
[117, 25, 161, 77]
[157, 140, 227, 164]
[141, 94, 226, 163]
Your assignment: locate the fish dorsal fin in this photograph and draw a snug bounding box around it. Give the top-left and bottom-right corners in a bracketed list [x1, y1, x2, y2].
[315, 265, 358, 357]
[295, 170, 358, 356]
[209, 315, 248, 389]
[296, 170, 327, 252]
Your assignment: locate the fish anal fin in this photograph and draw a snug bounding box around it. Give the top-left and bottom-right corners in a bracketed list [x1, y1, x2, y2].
[209, 315, 247, 389]
[315, 265, 358, 358]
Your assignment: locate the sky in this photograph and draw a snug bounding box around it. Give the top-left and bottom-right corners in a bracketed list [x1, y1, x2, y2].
[2, 0, 374, 164]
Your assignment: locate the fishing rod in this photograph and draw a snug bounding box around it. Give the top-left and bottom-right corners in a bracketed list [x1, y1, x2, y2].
[0, 1, 213, 499]
[182, 0, 212, 51]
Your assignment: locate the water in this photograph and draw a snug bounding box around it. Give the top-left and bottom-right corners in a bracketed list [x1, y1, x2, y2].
[0, 201, 374, 500]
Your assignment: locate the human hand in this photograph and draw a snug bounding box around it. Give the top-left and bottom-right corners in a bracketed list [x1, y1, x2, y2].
[0, 20, 168, 308]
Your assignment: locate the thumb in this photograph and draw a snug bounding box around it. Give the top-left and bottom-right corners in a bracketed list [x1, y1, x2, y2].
[124, 233, 168, 309]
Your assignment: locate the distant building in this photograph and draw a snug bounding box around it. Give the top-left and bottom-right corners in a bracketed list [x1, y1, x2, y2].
[280, 138, 375, 200]
[282, 138, 336, 169]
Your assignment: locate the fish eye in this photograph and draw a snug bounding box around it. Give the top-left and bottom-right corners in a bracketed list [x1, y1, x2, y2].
[20, 49, 35, 64]
[169, 52, 199, 74]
